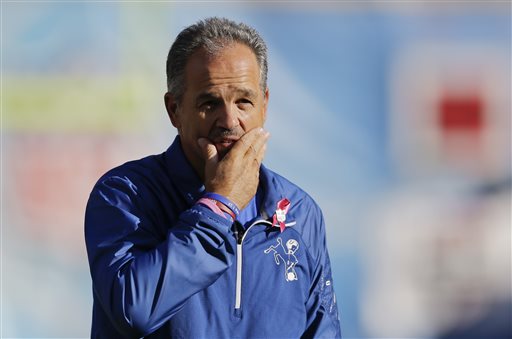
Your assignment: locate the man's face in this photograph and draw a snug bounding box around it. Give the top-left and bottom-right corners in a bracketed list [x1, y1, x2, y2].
[165, 43, 269, 178]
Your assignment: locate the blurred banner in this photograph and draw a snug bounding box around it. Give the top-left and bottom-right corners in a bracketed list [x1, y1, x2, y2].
[2, 2, 510, 338]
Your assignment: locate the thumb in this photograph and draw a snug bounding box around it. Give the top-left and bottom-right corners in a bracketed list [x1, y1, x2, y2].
[197, 138, 218, 165]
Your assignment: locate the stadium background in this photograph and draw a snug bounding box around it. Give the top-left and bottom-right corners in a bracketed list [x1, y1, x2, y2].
[2, 2, 510, 338]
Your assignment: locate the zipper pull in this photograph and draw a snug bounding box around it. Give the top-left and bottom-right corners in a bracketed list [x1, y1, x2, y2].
[233, 220, 244, 244]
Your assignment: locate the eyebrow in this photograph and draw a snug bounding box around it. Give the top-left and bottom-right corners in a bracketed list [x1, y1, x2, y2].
[196, 92, 220, 105]
[195, 88, 258, 104]
[233, 88, 258, 99]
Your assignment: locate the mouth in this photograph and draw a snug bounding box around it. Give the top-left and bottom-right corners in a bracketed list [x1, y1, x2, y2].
[211, 137, 240, 158]
[213, 138, 239, 149]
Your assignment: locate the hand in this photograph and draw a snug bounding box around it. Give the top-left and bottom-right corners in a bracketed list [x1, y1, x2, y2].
[198, 128, 270, 210]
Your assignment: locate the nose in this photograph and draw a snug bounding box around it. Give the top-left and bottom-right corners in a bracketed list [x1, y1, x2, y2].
[215, 103, 240, 130]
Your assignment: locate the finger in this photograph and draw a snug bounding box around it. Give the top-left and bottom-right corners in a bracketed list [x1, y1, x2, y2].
[198, 138, 218, 166]
[245, 130, 269, 158]
[248, 141, 266, 172]
[230, 127, 264, 156]
[254, 142, 267, 166]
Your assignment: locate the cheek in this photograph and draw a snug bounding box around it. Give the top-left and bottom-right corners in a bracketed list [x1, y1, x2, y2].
[249, 109, 266, 126]
[254, 101, 267, 124]
[181, 113, 210, 135]
[240, 115, 264, 131]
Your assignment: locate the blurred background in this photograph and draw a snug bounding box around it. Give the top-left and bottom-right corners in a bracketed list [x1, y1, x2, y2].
[1, 2, 510, 338]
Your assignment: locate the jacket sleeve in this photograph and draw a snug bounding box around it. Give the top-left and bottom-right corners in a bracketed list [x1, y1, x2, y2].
[84, 175, 236, 337]
[302, 210, 342, 339]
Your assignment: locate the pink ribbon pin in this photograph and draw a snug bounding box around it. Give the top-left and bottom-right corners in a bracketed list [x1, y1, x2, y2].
[272, 198, 291, 233]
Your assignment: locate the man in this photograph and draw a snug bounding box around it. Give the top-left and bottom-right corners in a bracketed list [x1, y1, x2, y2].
[85, 17, 341, 338]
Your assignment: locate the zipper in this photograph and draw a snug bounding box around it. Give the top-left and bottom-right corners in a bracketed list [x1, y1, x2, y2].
[233, 219, 297, 311]
[234, 220, 263, 310]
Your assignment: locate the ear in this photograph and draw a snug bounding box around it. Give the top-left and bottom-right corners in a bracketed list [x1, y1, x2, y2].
[164, 92, 180, 128]
[262, 87, 269, 123]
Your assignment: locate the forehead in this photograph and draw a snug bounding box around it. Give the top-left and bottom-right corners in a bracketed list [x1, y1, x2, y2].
[184, 43, 261, 94]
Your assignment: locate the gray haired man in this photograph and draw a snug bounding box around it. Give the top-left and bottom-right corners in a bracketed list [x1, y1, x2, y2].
[85, 17, 341, 338]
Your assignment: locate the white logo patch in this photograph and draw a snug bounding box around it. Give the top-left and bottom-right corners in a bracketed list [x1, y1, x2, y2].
[264, 237, 299, 282]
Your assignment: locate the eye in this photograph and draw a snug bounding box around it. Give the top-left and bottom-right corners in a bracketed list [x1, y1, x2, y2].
[200, 100, 217, 111]
[236, 98, 253, 110]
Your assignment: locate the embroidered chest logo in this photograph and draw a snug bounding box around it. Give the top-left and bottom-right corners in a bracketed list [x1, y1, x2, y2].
[264, 237, 300, 282]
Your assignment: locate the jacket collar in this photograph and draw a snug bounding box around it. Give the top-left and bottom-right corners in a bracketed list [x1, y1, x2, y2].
[258, 164, 287, 221]
[164, 136, 205, 207]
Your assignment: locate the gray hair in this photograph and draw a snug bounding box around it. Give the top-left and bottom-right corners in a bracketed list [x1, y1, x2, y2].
[166, 17, 268, 102]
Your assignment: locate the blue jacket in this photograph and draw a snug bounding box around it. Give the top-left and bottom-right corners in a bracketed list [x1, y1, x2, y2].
[85, 137, 341, 338]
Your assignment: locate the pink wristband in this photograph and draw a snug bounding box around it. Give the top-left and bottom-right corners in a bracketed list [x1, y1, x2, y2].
[197, 198, 224, 216]
[197, 198, 227, 219]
